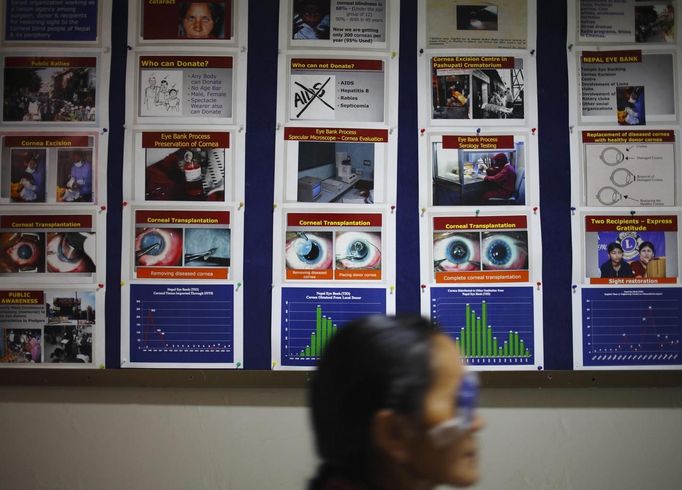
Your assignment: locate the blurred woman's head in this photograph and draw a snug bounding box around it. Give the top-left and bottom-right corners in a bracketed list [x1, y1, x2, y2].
[309, 315, 483, 489]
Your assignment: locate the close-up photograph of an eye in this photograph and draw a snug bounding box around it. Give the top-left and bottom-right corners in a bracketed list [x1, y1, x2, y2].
[135, 227, 183, 267]
[0, 232, 46, 273]
[433, 231, 481, 272]
[481, 231, 529, 271]
[285, 231, 333, 270]
[46, 232, 96, 273]
[334, 231, 382, 270]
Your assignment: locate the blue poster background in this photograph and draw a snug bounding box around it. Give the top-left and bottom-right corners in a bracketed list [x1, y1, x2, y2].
[5, 0, 98, 41]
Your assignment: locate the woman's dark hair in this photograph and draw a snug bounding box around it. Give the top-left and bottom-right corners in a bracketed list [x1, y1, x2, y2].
[639, 241, 655, 254]
[179, 2, 225, 38]
[309, 315, 439, 486]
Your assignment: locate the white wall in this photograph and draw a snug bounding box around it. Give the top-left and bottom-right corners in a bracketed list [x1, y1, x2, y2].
[1, 385, 681, 490]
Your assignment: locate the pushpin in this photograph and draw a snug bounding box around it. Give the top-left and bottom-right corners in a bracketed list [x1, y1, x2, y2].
[390, 205, 396, 214]
[421, 284, 427, 293]
[530, 49, 535, 56]
[419, 48, 424, 54]
[391, 51, 397, 59]
[99, 205, 106, 212]
[99, 363, 105, 369]
[389, 285, 395, 294]
[236, 282, 242, 291]
[126, 45, 133, 50]
[536, 281, 541, 291]
[273, 203, 278, 210]
[238, 125, 244, 133]
[236, 362, 242, 368]
[567, 44, 574, 51]
[122, 200, 128, 207]
[120, 280, 125, 287]
[272, 361, 278, 368]
[420, 128, 426, 135]
[630, 210, 636, 216]
[537, 366, 543, 371]
[572, 285, 577, 294]
[102, 128, 108, 133]
[241, 46, 247, 53]
[570, 206, 576, 215]
[120, 359, 127, 366]
[238, 201, 244, 210]
[533, 206, 538, 215]
[476, 128, 481, 136]
[569, 125, 574, 134]
[531, 128, 536, 135]
[97, 283, 104, 290]
[276, 123, 281, 131]
[421, 207, 426, 217]
[475, 209, 480, 217]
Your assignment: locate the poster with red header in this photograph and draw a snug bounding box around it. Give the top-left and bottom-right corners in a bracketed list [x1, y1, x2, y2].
[133, 209, 231, 281]
[1, 133, 99, 205]
[284, 212, 383, 281]
[281, 127, 388, 205]
[432, 215, 530, 284]
[0, 213, 97, 280]
[584, 214, 679, 285]
[135, 130, 231, 203]
[2, 56, 98, 124]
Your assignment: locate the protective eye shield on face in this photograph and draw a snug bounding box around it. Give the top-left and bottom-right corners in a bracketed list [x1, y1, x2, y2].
[428, 371, 480, 447]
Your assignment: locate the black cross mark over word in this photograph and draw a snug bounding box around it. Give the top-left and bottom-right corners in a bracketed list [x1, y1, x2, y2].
[295, 77, 334, 118]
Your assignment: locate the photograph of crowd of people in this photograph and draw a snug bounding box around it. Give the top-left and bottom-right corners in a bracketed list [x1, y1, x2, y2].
[0, 328, 41, 363]
[3, 62, 96, 123]
[44, 290, 95, 363]
[432, 65, 524, 120]
[431, 142, 526, 206]
[635, 4, 675, 43]
[145, 147, 226, 201]
[292, 0, 330, 40]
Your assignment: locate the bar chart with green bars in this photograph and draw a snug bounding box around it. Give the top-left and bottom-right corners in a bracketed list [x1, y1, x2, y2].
[299, 305, 338, 358]
[430, 286, 535, 366]
[281, 287, 387, 367]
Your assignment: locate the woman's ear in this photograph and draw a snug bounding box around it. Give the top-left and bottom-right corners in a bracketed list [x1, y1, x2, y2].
[371, 409, 416, 463]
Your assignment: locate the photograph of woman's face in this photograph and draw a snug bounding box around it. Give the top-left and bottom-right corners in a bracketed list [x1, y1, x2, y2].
[182, 2, 215, 38]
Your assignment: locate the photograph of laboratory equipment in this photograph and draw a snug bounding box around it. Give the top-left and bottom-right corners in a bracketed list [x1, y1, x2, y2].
[296, 141, 375, 204]
[145, 147, 226, 201]
[431, 140, 525, 206]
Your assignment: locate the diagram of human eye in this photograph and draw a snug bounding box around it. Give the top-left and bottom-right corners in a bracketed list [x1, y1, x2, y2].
[335, 231, 382, 270]
[1, 232, 45, 272]
[285, 231, 333, 270]
[481, 232, 528, 270]
[46, 232, 96, 273]
[433, 232, 481, 272]
[135, 227, 183, 266]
